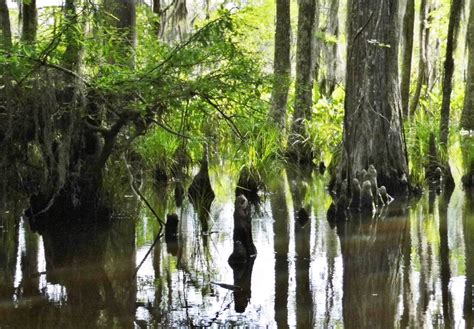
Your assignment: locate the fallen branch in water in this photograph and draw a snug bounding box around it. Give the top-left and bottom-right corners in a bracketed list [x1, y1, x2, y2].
[210, 281, 242, 291]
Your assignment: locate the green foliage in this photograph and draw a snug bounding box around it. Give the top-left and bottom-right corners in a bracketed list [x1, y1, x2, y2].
[308, 86, 345, 164]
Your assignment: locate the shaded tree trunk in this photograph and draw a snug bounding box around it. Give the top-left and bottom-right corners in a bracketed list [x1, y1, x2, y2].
[104, 0, 137, 64]
[269, 0, 291, 130]
[0, 0, 11, 49]
[410, 0, 430, 115]
[153, 0, 162, 37]
[462, 0, 474, 130]
[62, 0, 83, 71]
[290, 0, 319, 165]
[21, 0, 37, 43]
[439, 192, 454, 328]
[400, 0, 415, 117]
[270, 175, 290, 328]
[337, 0, 409, 195]
[439, 0, 463, 147]
[170, 0, 187, 41]
[321, 0, 339, 97]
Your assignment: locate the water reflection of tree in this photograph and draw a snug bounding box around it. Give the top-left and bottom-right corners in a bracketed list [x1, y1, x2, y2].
[463, 189, 474, 327]
[336, 207, 406, 328]
[438, 190, 454, 328]
[0, 202, 19, 323]
[25, 211, 138, 328]
[269, 172, 290, 328]
[287, 169, 314, 328]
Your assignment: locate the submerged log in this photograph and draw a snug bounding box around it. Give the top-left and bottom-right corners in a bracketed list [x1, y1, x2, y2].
[228, 195, 256, 266]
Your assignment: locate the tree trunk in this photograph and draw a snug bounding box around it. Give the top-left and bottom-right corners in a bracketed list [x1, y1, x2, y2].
[439, 0, 463, 148]
[462, 0, 474, 130]
[321, 0, 339, 97]
[269, 0, 291, 130]
[337, 0, 409, 195]
[410, 0, 430, 115]
[21, 0, 37, 43]
[290, 0, 319, 165]
[62, 0, 83, 71]
[0, 0, 11, 49]
[104, 0, 137, 64]
[461, 1, 474, 188]
[400, 0, 415, 117]
[153, 0, 162, 37]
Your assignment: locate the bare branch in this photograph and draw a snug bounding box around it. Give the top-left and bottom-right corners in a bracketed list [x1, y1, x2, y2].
[199, 94, 244, 140]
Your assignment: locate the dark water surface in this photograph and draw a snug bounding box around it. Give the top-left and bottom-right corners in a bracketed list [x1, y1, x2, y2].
[0, 168, 473, 328]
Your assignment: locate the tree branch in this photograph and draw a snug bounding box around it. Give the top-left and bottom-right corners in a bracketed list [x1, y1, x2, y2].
[199, 94, 244, 140]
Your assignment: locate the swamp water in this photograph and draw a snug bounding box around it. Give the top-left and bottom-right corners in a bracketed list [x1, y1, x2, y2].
[0, 167, 473, 328]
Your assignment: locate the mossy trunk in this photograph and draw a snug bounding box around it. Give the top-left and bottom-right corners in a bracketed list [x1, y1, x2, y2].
[21, 0, 37, 43]
[269, 0, 291, 130]
[0, 0, 11, 49]
[439, 0, 462, 147]
[409, 0, 430, 116]
[62, 0, 83, 72]
[462, 0, 474, 131]
[400, 0, 414, 117]
[320, 0, 339, 97]
[289, 0, 319, 165]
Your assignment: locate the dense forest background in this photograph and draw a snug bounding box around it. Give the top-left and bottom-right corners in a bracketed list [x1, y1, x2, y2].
[0, 0, 473, 220]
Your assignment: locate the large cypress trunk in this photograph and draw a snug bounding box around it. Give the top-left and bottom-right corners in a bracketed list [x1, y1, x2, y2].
[269, 0, 291, 130]
[462, 0, 474, 131]
[461, 0, 474, 187]
[337, 0, 409, 195]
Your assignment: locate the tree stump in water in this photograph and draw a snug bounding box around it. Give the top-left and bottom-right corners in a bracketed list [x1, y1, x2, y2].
[165, 213, 179, 240]
[188, 159, 215, 233]
[228, 195, 256, 266]
[235, 166, 263, 205]
[165, 214, 180, 256]
[188, 160, 215, 203]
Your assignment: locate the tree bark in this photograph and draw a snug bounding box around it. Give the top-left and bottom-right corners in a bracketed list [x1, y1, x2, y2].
[104, 0, 137, 64]
[269, 0, 291, 130]
[400, 0, 415, 117]
[439, 0, 463, 148]
[21, 0, 37, 43]
[290, 0, 319, 164]
[321, 0, 339, 97]
[462, 0, 474, 130]
[0, 0, 11, 49]
[337, 0, 409, 195]
[410, 0, 431, 116]
[62, 0, 83, 71]
[153, 0, 162, 37]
